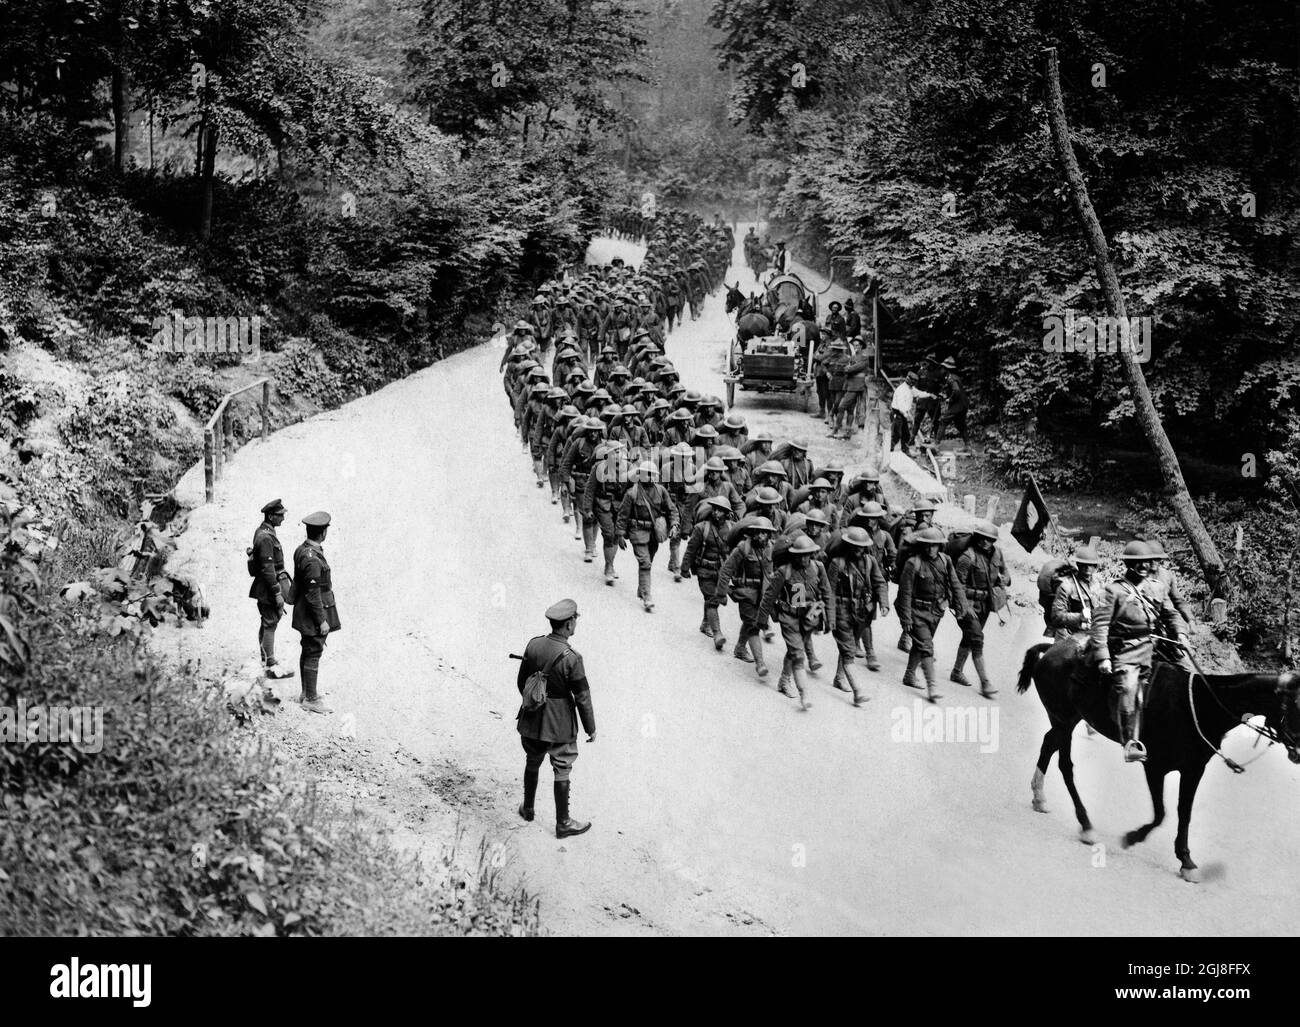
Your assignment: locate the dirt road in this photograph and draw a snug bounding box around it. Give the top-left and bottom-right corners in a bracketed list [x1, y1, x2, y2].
[163, 230, 1300, 935]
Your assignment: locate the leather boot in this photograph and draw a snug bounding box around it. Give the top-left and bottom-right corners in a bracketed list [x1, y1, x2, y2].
[583, 524, 597, 561]
[519, 769, 539, 822]
[749, 635, 768, 677]
[847, 665, 871, 707]
[921, 656, 940, 704]
[950, 645, 973, 686]
[1120, 712, 1147, 762]
[707, 605, 726, 651]
[902, 648, 923, 690]
[554, 781, 591, 838]
[863, 624, 881, 671]
[792, 665, 812, 710]
[777, 656, 795, 697]
[669, 539, 682, 581]
[805, 638, 822, 672]
[972, 652, 997, 698]
[733, 638, 755, 663]
[603, 547, 616, 585]
[833, 654, 851, 692]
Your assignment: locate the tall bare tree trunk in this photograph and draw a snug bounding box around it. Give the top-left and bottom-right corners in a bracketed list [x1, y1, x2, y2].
[199, 125, 217, 243]
[1042, 47, 1226, 596]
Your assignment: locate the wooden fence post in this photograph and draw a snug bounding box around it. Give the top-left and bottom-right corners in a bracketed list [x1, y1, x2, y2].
[261, 381, 270, 440]
[204, 428, 215, 503]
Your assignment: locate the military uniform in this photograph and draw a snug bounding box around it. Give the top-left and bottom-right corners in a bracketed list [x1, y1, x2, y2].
[292, 512, 340, 711]
[516, 598, 596, 838]
[560, 427, 603, 558]
[681, 500, 733, 649]
[615, 475, 680, 611]
[760, 542, 834, 707]
[897, 543, 969, 701]
[952, 532, 1009, 697]
[248, 503, 291, 676]
[582, 453, 629, 583]
[715, 533, 774, 674]
[1051, 572, 1099, 643]
[826, 538, 889, 695]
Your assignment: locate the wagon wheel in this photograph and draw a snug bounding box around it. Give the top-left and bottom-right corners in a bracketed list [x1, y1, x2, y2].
[726, 381, 736, 409]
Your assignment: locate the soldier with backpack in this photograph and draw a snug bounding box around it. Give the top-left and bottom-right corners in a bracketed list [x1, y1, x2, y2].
[515, 598, 596, 839]
[891, 499, 939, 651]
[583, 442, 630, 587]
[615, 460, 680, 613]
[715, 516, 777, 677]
[897, 526, 970, 704]
[681, 495, 735, 651]
[951, 521, 1009, 698]
[1049, 546, 1101, 644]
[826, 526, 889, 699]
[760, 534, 834, 710]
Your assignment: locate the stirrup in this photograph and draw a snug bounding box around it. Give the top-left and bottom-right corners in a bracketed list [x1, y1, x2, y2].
[1123, 739, 1148, 763]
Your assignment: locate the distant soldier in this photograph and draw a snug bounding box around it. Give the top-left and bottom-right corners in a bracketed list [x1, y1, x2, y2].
[831, 348, 871, 439]
[546, 405, 581, 522]
[248, 499, 294, 680]
[1092, 541, 1188, 762]
[824, 300, 846, 339]
[715, 516, 777, 677]
[292, 511, 340, 714]
[681, 495, 735, 651]
[615, 460, 680, 613]
[826, 526, 889, 695]
[951, 521, 1009, 698]
[760, 534, 833, 710]
[897, 526, 969, 704]
[844, 298, 862, 339]
[824, 340, 849, 429]
[913, 356, 945, 443]
[515, 598, 596, 838]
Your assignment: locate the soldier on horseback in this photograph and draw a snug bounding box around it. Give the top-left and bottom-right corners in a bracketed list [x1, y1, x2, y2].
[1092, 540, 1190, 763]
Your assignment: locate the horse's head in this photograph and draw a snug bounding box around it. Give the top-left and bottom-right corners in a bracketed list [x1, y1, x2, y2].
[725, 283, 743, 313]
[1267, 671, 1300, 764]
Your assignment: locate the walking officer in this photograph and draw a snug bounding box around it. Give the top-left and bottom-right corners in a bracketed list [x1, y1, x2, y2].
[292, 511, 340, 714]
[897, 525, 969, 704]
[951, 521, 1009, 698]
[515, 598, 596, 838]
[248, 498, 294, 680]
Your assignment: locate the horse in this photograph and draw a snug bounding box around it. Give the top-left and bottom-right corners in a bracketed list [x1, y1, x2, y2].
[725, 282, 746, 316]
[1018, 639, 1300, 881]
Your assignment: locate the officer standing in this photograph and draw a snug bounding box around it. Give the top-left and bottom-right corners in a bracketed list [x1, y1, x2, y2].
[515, 599, 596, 838]
[248, 499, 294, 680]
[292, 511, 340, 714]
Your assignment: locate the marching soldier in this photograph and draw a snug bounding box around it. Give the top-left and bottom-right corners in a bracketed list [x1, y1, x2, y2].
[717, 412, 748, 450]
[951, 521, 1010, 698]
[663, 441, 696, 581]
[681, 495, 735, 651]
[292, 511, 340, 714]
[715, 516, 777, 677]
[897, 525, 969, 704]
[795, 477, 841, 532]
[741, 429, 774, 475]
[592, 343, 619, 389]
[824, 340, 848, 429]
[560, 416, 605, 557]
[515, 598, 596, 839]
[749, 460, 794, 510]
[760, 534, 833, 710]
[1092, 541, 1189, 762]
[615, 460, 680, 613]
[248, 499, 294, 680]
[826, 526, 889, 696]
[583, 442, 630, 586]
[778, 438, 814, 490]
[831, 347, 872, 439]
[1050, 546, 1101, 644]
[719, 446, 752, 495]
[746, 485, 788, 532]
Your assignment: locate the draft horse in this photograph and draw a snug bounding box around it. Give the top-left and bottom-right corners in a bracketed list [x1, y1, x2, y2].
[1018, 639, 1300, 881]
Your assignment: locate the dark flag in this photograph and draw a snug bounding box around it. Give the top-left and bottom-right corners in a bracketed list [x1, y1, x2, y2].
[1011, 473, 1052, 553]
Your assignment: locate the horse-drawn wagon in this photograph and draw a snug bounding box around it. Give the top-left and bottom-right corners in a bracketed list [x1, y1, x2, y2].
[723, 272, 818, 410]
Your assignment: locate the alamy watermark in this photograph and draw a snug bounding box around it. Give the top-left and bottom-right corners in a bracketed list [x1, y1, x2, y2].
[149, 309, 262, 356]
[890, 700, 999, 753]
[1, 699, 104, 753]
[1042, 311, 1151, 363]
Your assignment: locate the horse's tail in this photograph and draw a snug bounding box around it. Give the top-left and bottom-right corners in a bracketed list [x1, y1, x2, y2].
[1016, 642, 1052, 694]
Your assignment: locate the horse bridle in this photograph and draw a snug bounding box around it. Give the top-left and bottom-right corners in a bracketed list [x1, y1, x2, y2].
[1181, 653, 1300, 770]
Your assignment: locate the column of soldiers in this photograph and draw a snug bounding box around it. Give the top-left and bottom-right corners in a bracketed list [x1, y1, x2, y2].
[499, 207, 1199, 754]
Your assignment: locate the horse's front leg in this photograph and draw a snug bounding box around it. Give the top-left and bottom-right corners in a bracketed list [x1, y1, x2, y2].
[1056, 727, 1095, 842]
[1122, 763, 1167, 849]
[1174, 761, 1207, 883]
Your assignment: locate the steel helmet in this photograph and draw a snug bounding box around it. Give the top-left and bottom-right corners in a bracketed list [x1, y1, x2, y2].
[650, 397, 671, 411]
[602, 403, 621, 418]
[704, 495, 733, 516]
[911, 499, 938, 514]
[558, 405, 579, 419]
[668, 407, 692, 421]
[621, 403, 640, 417]
[809, 477, 832, 490]
[1072, 546, 1101, 565]
[611, 365, 630, 377]
[802, 508, 830, 527]
[1145, 540, 1168, 558]
[748, 516, 776, 533]
[973, 520, 999, 540]
[723, 413, 746, 430]
[513, 319, 532, 332]
[788, 533, 820, 556]
[703, 456, 727, 473]
[717, 446, 743, 462]
[1121, 540, 1154, 562]
[843, 526, 873, 548]
[527, 367, 548, 380]
[789, 437, 808, 451]
[754, 487, 782, 506]
[566, 368, 584, 382]
[682, 389, 703, 405]
[751, 430, 774, 444]
[630, 376, 647, 388]
[636, 461, 659, 481]
[670, 441, 695, 458]
[693, 424, 719, 439]
[819, 461, 845, 478]
[591, 388, 611, 403]
[584, 417, 604, 432]
[757, 460, 787, 478]
[914, 526, 946, 545]
[860, 501, 885, 518]
[576, 380, 595, 393]
[547, 386, 567, 399]
[529, 382, 548, 394]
